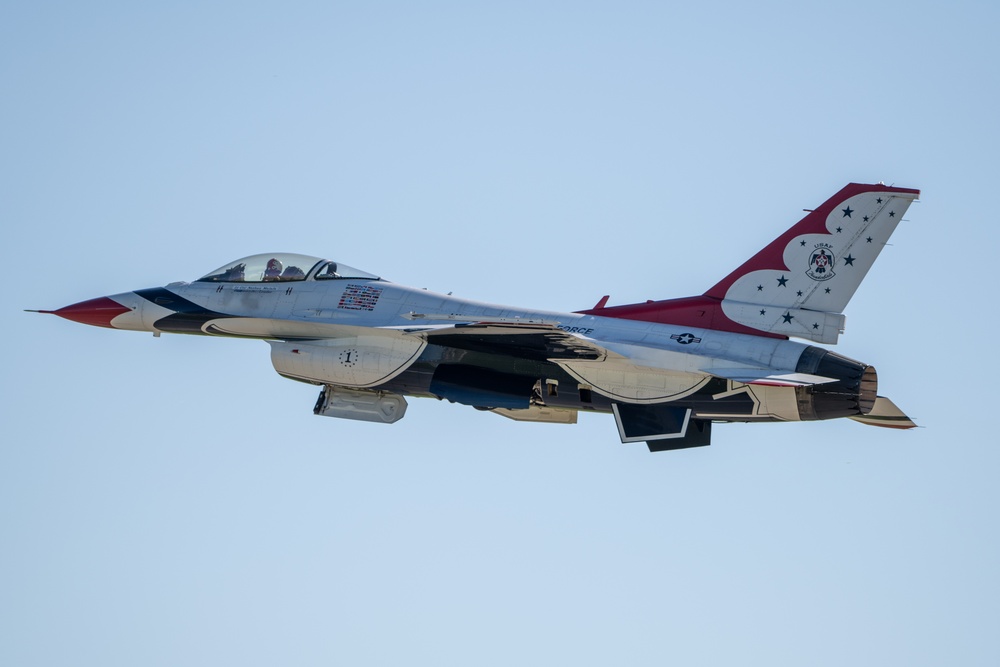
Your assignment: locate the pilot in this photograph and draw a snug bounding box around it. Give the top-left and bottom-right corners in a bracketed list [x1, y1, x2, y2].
[263, 258, 283, 281]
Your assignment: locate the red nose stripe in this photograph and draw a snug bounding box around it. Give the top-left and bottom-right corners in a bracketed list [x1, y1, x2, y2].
[51, 297, 132, 328]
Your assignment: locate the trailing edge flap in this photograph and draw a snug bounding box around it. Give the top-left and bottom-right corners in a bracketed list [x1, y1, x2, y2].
[849, 396, 917, 429]
[416, 324, 618, 362]
[707, 368, 838, 386]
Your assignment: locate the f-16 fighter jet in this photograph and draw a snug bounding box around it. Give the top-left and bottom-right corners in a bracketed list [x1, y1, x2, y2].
[35, 183, 919, 451]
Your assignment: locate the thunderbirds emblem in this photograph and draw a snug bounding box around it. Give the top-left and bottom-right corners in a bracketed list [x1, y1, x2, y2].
[806, 243, 836, 281]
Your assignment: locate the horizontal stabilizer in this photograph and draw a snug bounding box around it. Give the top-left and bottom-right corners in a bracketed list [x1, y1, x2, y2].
[708, 368, 838, 386]
[849, 396, 917, 429]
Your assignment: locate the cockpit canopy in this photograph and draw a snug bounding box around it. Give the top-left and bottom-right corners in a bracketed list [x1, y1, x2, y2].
[197, 253, 380, 283]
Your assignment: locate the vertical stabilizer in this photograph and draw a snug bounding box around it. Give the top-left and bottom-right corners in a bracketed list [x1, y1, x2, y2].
[579, 183, 919, 344]
[707, 184, 918, 308]
[705, 183, 919, 343]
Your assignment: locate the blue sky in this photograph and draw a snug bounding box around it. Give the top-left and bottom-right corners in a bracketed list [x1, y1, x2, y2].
[3, 2, 999, 665]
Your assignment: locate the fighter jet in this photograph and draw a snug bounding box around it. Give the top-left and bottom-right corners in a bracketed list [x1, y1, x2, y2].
[34, 182, 919, 451]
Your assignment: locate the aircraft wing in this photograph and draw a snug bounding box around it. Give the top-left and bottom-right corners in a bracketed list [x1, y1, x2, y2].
[414, 323, 615, 362]
[392, 323, 618, 412]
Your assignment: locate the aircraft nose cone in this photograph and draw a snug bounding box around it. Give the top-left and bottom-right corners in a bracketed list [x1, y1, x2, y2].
[47, 296, 133, 328]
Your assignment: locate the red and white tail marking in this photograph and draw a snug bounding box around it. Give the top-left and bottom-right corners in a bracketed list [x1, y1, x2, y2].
[705, 183, 919, 343]
[579, 183, 919, 345]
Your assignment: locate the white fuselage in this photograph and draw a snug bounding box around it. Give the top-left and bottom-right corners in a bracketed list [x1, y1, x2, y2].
[101, 276, 831, 424]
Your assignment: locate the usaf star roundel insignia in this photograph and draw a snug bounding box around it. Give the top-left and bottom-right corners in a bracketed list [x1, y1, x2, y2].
[806, 243, 836, 281]
[671, 332, 702, 345]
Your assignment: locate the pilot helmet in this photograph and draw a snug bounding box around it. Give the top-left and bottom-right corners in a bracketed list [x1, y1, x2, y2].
[265, 258, 283, 277]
